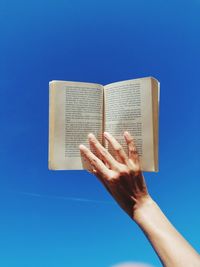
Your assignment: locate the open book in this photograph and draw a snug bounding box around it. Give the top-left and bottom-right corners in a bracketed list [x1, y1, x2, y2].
[48, 77, 160, 172]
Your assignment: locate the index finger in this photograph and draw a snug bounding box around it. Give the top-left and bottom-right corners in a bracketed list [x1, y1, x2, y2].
[79, 144, 110, 178]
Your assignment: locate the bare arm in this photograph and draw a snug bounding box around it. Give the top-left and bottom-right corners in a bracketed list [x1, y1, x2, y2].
[79, 131, 200, 267]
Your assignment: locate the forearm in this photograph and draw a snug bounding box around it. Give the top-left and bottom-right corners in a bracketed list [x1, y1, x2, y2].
[80, 132, 200, 266]
[133, 197, 200, 267]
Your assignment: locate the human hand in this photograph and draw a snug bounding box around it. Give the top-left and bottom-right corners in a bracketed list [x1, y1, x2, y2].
[79, 131, 152, 219]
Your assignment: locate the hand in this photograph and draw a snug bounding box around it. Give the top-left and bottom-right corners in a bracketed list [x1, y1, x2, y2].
[80, 132, 200, 267]
[79, 131, 152, 219]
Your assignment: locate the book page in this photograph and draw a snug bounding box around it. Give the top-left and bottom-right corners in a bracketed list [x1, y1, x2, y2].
[49, 81, 103, 170]
[104, 77, 158, 172]
[151, 78, 160, 172]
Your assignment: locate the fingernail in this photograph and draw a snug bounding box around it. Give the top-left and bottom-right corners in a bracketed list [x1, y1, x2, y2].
[88, 133, 95, 139]
[104, 132, 109, 137]
[124, 131, 129, 136]
[79, 144, 86, 150]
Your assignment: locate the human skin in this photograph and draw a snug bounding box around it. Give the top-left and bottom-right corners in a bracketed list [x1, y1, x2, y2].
[79, 131, 200, 267]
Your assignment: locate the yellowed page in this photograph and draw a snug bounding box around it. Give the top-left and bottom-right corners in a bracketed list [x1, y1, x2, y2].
[151, 78, 160, 172]
[48, 81, 103, 170]
[104, 77, 159, 172]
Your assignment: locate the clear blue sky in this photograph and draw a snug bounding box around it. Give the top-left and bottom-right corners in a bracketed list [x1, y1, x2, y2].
[0, 0, 200, 266]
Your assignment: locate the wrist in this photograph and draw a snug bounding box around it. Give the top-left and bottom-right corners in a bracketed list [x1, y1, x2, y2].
[132, 195, 158, 225]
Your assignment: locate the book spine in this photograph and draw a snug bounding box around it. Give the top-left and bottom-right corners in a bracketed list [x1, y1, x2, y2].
[151, 78, 159, 172]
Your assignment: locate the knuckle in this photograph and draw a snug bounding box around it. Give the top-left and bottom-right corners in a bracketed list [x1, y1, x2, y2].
[127, 137, 134, 144]
[100, 148, 108, 157]
[91, 157, 98, 164]
[129, 147, 137, 154]
[128, 161, 141, 174]
[135, 164, 141, 173]
[108, 172, 120, 183]
[115, 145, 122, 152]
[119, 167, 131, 176]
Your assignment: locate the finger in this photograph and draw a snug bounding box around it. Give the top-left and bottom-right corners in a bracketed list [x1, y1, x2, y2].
[88, 135, 108, 168]
[104, 132, 129, 164]
[123, 131, 139, 162]
[79, 148, 111, 193]
[88, 133, 119, 170]
[79, 144, 110, 178]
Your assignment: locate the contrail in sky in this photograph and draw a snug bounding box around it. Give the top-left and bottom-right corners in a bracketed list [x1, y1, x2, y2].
[16, 191, 113, 204]
[111, 263, 154, 267]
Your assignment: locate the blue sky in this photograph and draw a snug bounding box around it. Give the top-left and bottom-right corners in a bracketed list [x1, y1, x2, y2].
[0, 0, 200, 266]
